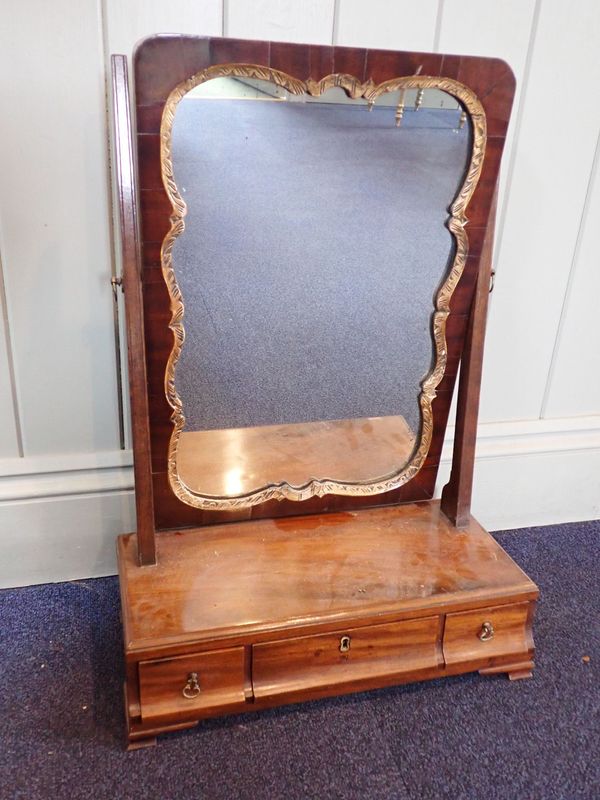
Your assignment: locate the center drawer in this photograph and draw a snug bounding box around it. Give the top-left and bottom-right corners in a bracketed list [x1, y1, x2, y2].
[252, 617, 442, 700]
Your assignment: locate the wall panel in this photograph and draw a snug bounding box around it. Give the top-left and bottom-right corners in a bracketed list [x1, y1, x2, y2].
[543, 132, 600, 418]
[437, 0, 537, 229]
[334, 0, 438, 50]
[102, 1, 224, 452]
[0, 0, 120, 455]
[477, 0, 600, 422]
[0, 261, 20, 457]
[104, 0, 222, 57]
[226, 0, 335, 44]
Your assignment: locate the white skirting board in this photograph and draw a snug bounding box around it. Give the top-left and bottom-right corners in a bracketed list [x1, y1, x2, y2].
[0, 491, 135, 590]
[0, 416, 599, 589]
[436, 416, 600, 530]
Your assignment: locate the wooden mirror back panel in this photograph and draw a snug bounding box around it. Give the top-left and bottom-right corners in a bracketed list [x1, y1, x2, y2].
[132, 36, 515, 532]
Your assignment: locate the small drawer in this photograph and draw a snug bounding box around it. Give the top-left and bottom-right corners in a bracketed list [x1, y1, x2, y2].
[443, 602, 533, 667]
[253, 617, 441, 700]
[139, 647, 247, 724]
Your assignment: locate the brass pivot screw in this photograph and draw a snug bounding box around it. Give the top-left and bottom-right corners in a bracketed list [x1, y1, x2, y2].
[182, 671, 201, 698]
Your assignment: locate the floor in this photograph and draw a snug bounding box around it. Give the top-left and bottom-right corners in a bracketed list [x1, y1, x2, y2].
[172, 101, 468, 434]
[1, 519, 598, 800]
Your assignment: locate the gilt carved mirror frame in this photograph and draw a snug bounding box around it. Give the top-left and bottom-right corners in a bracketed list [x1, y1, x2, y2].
[161, 65, 486, 510]
[129, 36, 515, 535]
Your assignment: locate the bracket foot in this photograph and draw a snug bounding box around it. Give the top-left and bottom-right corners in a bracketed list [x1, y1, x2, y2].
[479, 660, 534, 681]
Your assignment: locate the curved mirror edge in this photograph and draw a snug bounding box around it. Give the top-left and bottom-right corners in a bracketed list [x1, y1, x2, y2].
[158, 66, 486, 510]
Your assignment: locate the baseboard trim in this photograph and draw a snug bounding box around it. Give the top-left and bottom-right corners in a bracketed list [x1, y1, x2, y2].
[443, 416, 600, 462]
[436, 416, 600, 531]
[1, 416, 599, 587]
[1, 416, 599, 504]
[0, 450, 133, 502]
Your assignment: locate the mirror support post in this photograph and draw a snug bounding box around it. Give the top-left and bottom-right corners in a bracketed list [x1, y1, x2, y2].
[440, 181, 499, 529]
[111, 55, 157, 566]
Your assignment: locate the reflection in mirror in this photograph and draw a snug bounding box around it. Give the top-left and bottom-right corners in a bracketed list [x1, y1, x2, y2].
[167, 75, 472, 501]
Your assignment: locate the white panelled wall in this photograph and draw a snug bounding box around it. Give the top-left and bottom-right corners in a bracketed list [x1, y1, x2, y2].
[0, 1, 598, 587]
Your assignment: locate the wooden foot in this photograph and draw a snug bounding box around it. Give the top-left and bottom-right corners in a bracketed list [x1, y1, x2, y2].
[125, 690, 199, 750]
[479, 660, 534, 680]
[508, 668, 533, 681]
[126, 720, 199, 749]
[127, 736, 157, 751]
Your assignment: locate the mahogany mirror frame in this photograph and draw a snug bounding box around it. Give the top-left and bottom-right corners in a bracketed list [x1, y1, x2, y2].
[112, 35, 515, 566]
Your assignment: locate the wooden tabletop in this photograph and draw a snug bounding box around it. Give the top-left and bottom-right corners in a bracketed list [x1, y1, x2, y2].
[118, 501, 537, 653]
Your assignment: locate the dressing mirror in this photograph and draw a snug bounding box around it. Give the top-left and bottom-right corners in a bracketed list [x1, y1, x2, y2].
[162, 68, 484, 509]
[113, 36, 538, 750]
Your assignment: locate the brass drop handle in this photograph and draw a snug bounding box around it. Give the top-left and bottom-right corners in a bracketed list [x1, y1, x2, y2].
[182, 671, 201, 699]
[478, 621, 495, 642]
[339, 635, 351, 653]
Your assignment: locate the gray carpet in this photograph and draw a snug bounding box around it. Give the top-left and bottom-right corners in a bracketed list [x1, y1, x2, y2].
[1, 519, 599, 799]
[172, 101, 469, 434]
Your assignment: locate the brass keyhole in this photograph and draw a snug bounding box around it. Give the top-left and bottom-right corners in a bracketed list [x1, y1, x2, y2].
[478, 621, 495, 642]
[339, 635, 351, 653]
[182, 671, 201, 699]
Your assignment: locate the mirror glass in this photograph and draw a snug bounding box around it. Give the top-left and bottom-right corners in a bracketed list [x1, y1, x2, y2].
[167, 75, 472, 500]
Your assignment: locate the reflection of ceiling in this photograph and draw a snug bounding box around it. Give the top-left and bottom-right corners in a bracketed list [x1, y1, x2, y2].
[186, 75, 459, 110]
[186, 76, 287, 100]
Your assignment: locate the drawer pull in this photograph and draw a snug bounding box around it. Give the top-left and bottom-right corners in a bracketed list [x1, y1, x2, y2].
[339, 635, 351, 653]
[478, 622, 495, 642]
[182, 671, 201, 699]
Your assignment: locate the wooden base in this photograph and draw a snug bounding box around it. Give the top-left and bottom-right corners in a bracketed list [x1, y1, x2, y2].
[118, 501, 538, 745]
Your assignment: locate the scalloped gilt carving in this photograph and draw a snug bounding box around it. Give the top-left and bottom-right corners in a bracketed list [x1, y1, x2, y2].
[159, 64, 487, 510]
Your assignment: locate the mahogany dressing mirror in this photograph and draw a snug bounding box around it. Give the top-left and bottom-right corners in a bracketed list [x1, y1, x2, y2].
[112, 37, 538, 749]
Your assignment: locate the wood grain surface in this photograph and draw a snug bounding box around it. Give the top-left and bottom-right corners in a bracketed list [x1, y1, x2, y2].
[128, 35, 516, 530]
[443, 602, 534, 667]
[111, 55, 156, 564]
[139, 647, 246, 724]
[113, 37, 532, 747]
[118, 501, 537, 654]
[252, 617, 442, 699]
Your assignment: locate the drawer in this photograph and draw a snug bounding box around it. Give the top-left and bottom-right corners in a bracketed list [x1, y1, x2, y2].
[253, 617, 441, 700]
[443, 602, 533, 667]
[139, 647, 247, 724]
